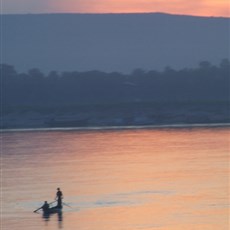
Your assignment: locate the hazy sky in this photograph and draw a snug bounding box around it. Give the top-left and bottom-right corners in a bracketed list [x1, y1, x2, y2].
[2, 0, 230, 17]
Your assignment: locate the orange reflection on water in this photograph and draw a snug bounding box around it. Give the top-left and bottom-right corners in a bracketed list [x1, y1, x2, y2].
[2, 128, 229, 230]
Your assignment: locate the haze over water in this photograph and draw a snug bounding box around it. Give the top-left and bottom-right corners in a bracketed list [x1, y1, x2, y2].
[1, 127, 229, 229]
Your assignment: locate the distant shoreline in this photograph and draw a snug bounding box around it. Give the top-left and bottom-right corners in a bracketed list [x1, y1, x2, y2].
[2, 122, 230, 133]
[2, 101, 229, 131]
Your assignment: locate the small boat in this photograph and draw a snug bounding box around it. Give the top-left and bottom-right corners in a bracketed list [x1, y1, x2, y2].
[43, 206, 62, 214]
[34, 201, 66, 215]
[42, 206, 63, 222]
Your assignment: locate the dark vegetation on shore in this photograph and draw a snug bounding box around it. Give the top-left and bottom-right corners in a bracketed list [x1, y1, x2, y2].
[1, 59, 229, 128]
[1, 59, 229, 107]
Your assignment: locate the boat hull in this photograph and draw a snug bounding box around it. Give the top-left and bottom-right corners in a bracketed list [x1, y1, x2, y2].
[43, 206, 62, 214]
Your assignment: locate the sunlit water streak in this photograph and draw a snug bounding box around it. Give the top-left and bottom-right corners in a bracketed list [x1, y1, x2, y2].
[1, 127, 229, 230]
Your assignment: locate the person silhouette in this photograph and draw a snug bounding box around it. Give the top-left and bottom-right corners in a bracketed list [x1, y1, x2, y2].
[42, 201, 49, 212]
[55, 188, 63, 208]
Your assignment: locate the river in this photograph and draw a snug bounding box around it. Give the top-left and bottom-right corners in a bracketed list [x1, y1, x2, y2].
[1, 126, 229, 229]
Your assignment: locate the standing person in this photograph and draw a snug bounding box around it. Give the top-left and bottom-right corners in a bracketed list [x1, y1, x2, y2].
[56, 188, 63, 208]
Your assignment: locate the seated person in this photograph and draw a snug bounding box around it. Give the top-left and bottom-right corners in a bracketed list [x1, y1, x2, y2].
[42, 201, 49, 212]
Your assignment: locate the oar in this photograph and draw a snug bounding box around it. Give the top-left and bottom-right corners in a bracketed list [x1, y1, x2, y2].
[49, 200, 57, 205]
[62, 202, 72, 208]
[33, 200, 57, 213]
[33, 206, 42, 213]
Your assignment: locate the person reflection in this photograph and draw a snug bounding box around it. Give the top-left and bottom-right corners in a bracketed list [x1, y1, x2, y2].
[58, 211, 63, 221]
[58, 211, 63, 229]
[42, 212, 50, 222]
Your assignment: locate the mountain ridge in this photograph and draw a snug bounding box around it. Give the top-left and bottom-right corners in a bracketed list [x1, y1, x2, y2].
[2, 12, 229, 19]
[1, 13, 229, 73]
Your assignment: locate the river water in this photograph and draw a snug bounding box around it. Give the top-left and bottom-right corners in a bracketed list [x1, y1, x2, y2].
[1, 126, 229, 230]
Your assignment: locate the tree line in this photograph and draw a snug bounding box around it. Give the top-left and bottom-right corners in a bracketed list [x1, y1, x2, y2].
[1, 59, 229, 107]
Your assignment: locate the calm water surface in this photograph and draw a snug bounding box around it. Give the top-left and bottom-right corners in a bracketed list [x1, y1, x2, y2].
[1, 127, 229, 230]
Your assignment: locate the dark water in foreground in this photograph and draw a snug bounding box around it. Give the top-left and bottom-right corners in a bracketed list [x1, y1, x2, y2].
[1, 127, 229, 230]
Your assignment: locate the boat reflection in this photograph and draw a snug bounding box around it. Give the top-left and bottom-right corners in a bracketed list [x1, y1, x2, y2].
[42, 211, 63, 228]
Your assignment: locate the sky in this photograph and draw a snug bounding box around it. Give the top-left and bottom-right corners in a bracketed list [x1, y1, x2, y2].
[2, 0, 230, 17]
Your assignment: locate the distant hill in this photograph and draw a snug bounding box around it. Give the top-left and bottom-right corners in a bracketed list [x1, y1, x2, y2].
[1, 13, 229, 73]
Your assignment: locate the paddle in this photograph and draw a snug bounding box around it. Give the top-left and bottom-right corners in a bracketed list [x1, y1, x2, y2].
[62, 202, 72, 208]
[33, 200, 57, 213]
[33, 207, 42, 213]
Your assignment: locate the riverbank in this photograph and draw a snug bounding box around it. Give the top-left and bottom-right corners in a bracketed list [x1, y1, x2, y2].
[1, 101, 229, 129]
